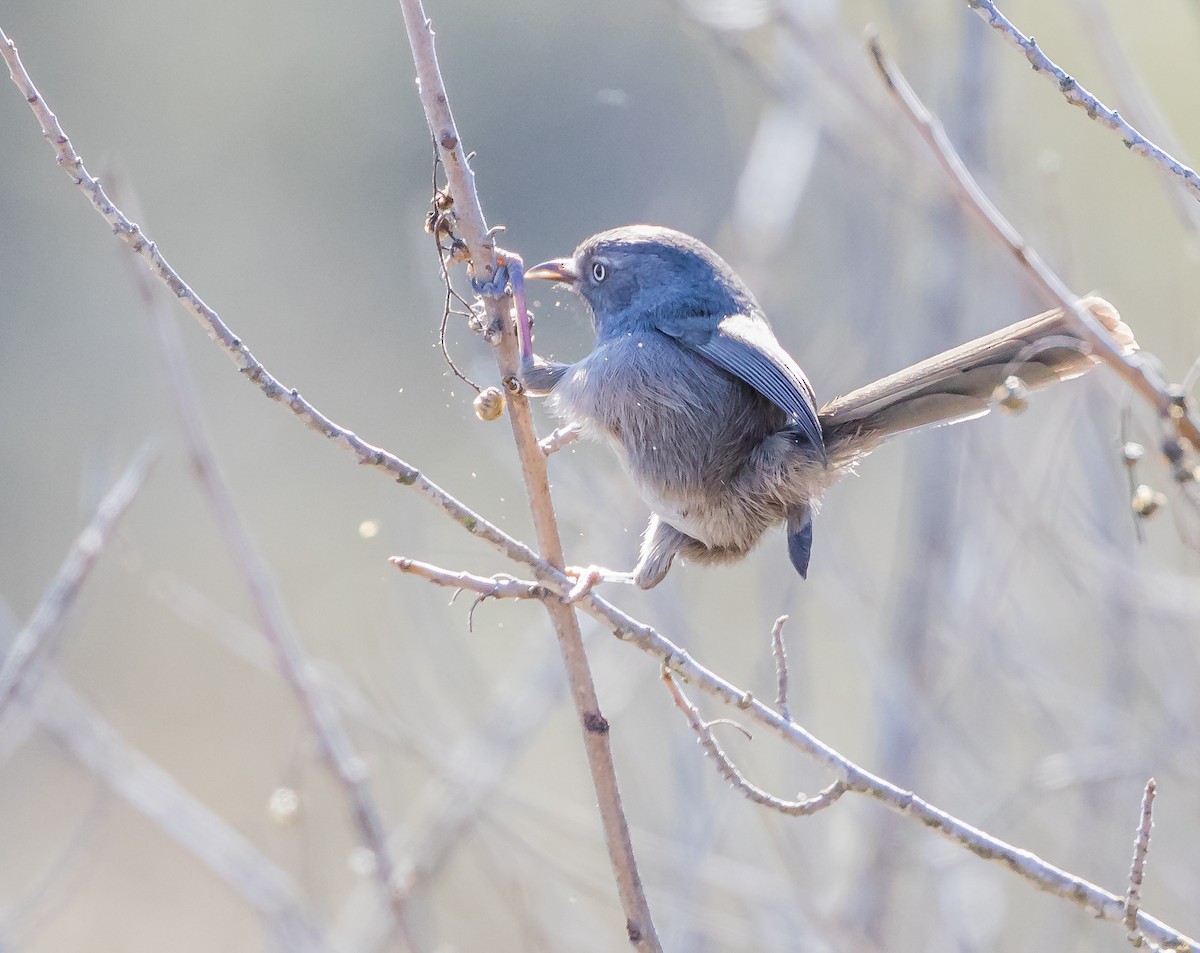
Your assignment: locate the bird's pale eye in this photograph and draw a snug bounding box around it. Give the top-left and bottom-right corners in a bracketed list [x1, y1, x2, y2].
[591, 261, 607, 283]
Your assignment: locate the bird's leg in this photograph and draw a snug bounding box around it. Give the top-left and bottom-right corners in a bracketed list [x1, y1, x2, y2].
[562, 565, 636, 603]
[632, 515, 692, 589]
[562, 516, 692, 601]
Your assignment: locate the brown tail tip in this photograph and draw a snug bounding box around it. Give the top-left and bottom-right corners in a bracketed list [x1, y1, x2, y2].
[1079, 294, 1138, 353]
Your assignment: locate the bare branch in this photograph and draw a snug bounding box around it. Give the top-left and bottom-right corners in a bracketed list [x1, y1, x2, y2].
[392, 4, 661, 948]
[386, 558, 1197, 950]
[964, 0, 1200, 204]
[422, 553, 1200, 950]
[663, 668, 845, 817]
[1125, 778, 1158, 945]
[770, 615, 792, 723]
[1069, 0, 1200, 238]
[0, 445, 155, 719]
[866, 33, 1200, 457]
[390, 557, 553, 602]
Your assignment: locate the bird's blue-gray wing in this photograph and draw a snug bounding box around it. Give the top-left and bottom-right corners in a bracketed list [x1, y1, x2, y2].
[658, 311, 825, 459]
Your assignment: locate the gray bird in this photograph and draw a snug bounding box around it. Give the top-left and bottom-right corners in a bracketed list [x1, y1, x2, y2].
[514, 225, 1136, 590]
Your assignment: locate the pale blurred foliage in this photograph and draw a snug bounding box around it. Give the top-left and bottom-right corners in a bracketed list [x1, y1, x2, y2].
[2, 1, 1200, 951]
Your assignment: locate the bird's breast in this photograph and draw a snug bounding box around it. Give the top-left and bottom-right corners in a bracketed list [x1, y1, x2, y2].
[549, 331, 782, 528]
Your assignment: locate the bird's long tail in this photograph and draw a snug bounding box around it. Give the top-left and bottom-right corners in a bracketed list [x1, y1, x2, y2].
[817, 296, 1137, 465]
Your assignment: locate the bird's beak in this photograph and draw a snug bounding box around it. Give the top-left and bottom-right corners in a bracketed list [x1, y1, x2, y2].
[524, 257, 579, 285]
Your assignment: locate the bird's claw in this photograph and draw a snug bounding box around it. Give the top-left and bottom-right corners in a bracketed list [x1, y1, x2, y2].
[470, 249, 524, 294]
[469, 251, 536, 369]
[539, 422, 584, 456]
[470, 259, 512, 298]
[563, 565, 635, 603]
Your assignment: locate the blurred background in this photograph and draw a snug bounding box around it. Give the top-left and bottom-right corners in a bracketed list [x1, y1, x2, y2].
[2, 0, 1200, 950]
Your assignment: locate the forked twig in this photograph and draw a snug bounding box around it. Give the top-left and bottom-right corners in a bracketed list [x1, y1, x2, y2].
[663, 667, 845, 816]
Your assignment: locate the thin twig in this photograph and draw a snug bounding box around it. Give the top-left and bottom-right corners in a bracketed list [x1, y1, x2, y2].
[387, 556, 1200, 952]
[1069, 0, 1200, 238]
[391, 557, 553, 602]
[663, 668, 845, 817]
[770, 616, 792, 723]
[0, 445, 155, 719]
[867, 33, 1200, 457]
[964, 0, 1200, 204]
[1125, 778, 1158, 944]
[429, 149, 483, 392]
[392, 5, 662, 949]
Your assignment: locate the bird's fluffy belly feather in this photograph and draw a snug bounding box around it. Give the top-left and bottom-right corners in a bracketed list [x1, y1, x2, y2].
[549, 331, 829, 551]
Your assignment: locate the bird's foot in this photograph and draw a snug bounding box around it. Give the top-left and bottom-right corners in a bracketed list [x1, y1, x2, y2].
[470, 252, 538, 370]
[564, 565, 635, 603]
[539, 422, 583, 456]
[469, 249, 521, 298]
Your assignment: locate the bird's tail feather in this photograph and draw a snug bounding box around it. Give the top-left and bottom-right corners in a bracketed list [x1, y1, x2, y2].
[818, 296, 1136, 464]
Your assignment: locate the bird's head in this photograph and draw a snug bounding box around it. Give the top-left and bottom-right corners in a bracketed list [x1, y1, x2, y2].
[524, 225, 754, 337]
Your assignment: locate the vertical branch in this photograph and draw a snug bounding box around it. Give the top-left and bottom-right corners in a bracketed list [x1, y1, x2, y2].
[1124, 778, 1157, 943]
[394, 3, 662, 949]
[770, 615, 792, 723]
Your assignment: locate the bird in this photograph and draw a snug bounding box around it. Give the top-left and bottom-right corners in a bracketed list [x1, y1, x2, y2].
[512, 225, 1136, 591]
